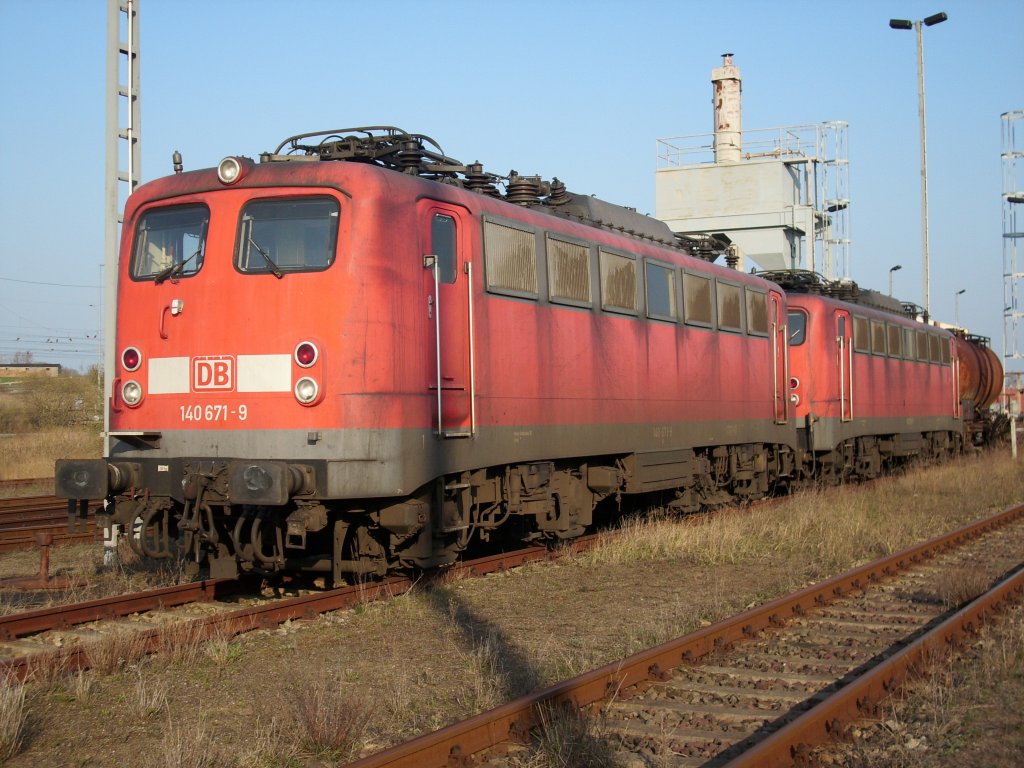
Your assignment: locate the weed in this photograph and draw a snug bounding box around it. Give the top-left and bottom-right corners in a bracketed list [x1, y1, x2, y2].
[159, 620, 208, 666]
[293, 675, 374, 760]
[230, 717, 302, 768]
[513, 701, 618, 768]
[204, 635, 243, 665]
[147, 719, 220, 768]
[129, 667, 168, 718]
[0, 680, 26, 760]
[70, 670, 93, 703]
[934, 567, 992, 611]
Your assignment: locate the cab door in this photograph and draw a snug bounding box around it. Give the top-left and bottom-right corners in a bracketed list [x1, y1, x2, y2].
[836, 309, 853, 421]
[421, 203, 474, 437]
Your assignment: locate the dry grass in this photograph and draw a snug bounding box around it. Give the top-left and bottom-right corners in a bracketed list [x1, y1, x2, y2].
[158, 621, 209, 667]
[146, 720, 220, 768]
[0, 681, 26, 761]
[580, 452, 1024, 580]
[0, 373, 103, 480]
[130, 667, 169, 718]
[933, 567, 993, 611]
[83, 629, 148, 675]
[0, 428, 102, 482]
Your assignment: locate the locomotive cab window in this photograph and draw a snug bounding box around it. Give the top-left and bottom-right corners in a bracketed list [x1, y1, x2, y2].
[599, 250, 637, 314]
[929, 334, 942, 364]
[547, 235, 591, 306]
[236, 197, 338, 274]
[746, 290, 769, 336]
[131, 204, 209, 281]
[787, 310, 807, 345]
[683, 272, 713, 327]
[645, 260, 678, 321]
[716, 281, 743, 333]
[941, 339, 951, 365]
[483, 219, 538, 298]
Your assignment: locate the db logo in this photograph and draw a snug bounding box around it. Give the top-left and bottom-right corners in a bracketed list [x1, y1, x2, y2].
[192, 356, 234, 391]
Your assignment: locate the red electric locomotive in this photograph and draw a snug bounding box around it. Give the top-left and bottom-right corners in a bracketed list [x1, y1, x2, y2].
[765, 271, 967, 480]
[57, 127, 798, 582]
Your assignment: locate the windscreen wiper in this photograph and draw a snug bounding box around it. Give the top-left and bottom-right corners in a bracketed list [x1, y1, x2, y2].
[247, 234, 284, 279]
[153, 246, 203, 285]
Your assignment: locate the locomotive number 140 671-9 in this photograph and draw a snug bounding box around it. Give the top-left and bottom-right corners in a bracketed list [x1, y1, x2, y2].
[179, 404, 248, 422]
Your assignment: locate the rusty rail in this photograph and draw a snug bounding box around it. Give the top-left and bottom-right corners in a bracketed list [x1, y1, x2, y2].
[341, 503, 1024, 768]
[0, 578, 238, 640]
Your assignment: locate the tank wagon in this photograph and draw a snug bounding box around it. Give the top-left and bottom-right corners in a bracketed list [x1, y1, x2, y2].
[57, 127, 800, 583]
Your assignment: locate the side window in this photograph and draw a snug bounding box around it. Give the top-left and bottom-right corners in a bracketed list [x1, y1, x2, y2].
[788, 310, 807, 345]
[746, 290, 769, 336]
[853, 316, 870, 353]
[547, 235, 591, 305]
[916, 330, 929, 362]
[903, 328, 916, 360]
[887, 324, 902, 358]
[599, 250, 637, 313]
[929, 334, 942, 364]
[717, 281, 743, 332]
[683, 272, 714, 327]
[483, 219, 538, 297]
[432, 214, 457, 284]
[870, 320, 887, 355]
[645, 261, 678, 321]
[941, 338, 951, 365]
[236, 197, 339, 274]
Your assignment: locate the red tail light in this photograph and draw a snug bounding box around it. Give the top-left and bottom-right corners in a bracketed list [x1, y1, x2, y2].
[122, 347, 141, 372]
[294, 341, 318, 368]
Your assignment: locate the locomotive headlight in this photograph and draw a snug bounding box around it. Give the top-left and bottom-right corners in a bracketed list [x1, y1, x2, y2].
[790, 393, 801, 405]
[217, 156, 246, 185]
[789, 377, 800, 389]
[294, 376, 319, 405]
[122, 380, 143, 407]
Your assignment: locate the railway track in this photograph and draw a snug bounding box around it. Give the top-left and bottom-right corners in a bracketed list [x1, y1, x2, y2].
[341, 503, 1024, 767]
[0, 536, 599, 682]
[0, 494, 97, 552]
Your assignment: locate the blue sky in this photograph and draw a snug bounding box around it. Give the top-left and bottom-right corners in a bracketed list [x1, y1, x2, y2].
[0, 0, 1021, 370]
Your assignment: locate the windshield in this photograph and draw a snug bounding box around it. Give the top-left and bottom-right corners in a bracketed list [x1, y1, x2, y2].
[236, 197, 339, 274]
[131, 204, 209, 281]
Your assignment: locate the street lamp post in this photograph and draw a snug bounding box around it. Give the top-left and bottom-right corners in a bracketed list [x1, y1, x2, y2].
[889, 264, 903, 296]
[955, 288, 966, 327]
[889, 11, 948, 319]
